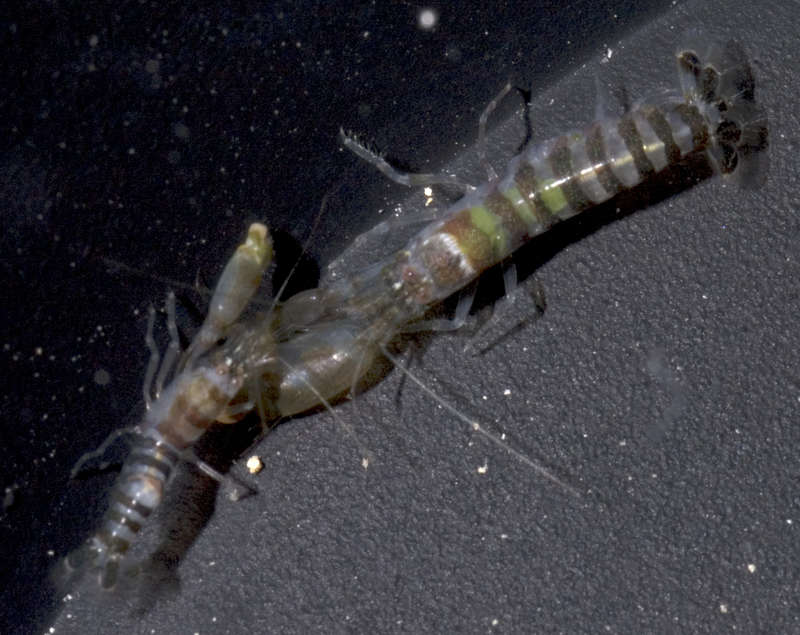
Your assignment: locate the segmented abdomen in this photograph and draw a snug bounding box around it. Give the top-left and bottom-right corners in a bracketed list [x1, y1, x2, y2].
[82, 432, 179, 587]
[400, 97, 709, 306]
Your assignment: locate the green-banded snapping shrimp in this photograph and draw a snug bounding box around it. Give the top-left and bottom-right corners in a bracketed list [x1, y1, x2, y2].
[65, 37, 767, 589]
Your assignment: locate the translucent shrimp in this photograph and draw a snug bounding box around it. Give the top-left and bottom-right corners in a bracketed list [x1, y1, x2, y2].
[233, 39, 769, 481]
[63, 38, 770, 590]
[66, 223, 273, 589]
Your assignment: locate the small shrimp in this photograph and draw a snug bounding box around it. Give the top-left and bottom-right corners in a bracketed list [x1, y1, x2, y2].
[66, 223, 272, 588]
[232, 39, 769, 489]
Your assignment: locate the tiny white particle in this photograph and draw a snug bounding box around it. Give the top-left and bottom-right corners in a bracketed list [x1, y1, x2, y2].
[747, 563, 756, 573]
[417, 8, 438, 30]
[246, 455, 264, 474]
[477, 461, 488, 474]
[719, 604, 729, 614]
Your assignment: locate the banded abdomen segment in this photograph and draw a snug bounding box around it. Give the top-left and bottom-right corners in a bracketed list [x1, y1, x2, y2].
[402, 98, 710, 306]
[80, 433, 180, 588]
[75, 363, 244, 588]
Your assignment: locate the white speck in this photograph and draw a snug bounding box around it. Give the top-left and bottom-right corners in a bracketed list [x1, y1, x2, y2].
[361, 457, 370, 469]
[491, 618, 499, 626]
[719, 603, 729, 613]
[503, 388, 511, 396]
[418, 8, 438, 30]
[747, 563, 756, 573]
[477, 461, 488, 474]
[246, 455, 264, 474]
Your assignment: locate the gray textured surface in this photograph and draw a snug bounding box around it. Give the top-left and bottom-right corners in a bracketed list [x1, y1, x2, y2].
[3, 1, 797, 633]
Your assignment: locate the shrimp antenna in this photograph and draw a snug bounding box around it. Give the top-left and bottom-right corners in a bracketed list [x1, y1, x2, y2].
[267, 185, 340, 316]
[380, 345, 582, 497]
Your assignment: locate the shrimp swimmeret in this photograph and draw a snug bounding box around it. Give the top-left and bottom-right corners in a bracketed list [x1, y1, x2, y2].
[67, 37, 768, 589]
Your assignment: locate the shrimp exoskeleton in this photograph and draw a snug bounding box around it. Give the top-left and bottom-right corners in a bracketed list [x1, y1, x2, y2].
[241, 38, 769, 492]
[66, 223, 272, 589]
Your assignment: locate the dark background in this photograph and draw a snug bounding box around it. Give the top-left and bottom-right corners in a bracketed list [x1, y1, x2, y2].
[2, 1, 798, 633]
